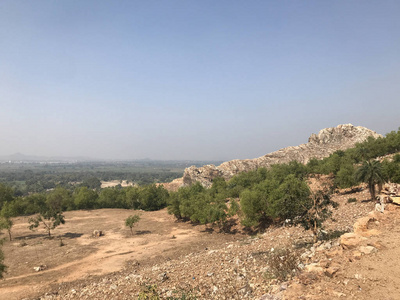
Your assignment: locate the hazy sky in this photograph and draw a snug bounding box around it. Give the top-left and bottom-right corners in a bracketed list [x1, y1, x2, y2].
[1, 1, 399, 160]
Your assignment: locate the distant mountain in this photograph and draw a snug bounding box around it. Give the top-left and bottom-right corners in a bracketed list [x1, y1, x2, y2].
[181, 124, 382, 188]
[0, 153, 93, 162]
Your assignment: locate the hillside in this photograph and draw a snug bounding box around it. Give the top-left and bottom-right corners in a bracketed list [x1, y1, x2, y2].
[11, 182, 400, 300]
[181, 124, 380, 188]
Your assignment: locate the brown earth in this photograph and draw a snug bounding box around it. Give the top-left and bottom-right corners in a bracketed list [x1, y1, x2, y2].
[2, 184, 400, 299]
[0, 209, 243, 300]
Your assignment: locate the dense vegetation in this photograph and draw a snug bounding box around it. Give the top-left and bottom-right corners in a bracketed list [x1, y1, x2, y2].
[307, 129, 400, 188]
[168, 128, 400, 232]
[0, 183, 169, 218]
[0, 128, 398, 237]
[0, 160, 220, 196]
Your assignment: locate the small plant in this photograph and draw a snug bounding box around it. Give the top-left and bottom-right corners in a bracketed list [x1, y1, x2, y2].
[318, 229, 349, 241]
[299, 187, 338, 243]
[125, 214, 141, 235]
[138, 284, 159, 300]
[347, 197, 357, 203]
[167, 288, 197, 300]
[59, 236, 65, 247]
[265, 247, 301, 281]
[138, 284, 197, 300]
[19, 241, 27, 247]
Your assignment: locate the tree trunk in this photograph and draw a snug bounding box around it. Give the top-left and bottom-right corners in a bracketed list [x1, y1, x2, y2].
[313, 219, 318, 243]
[369, 183, 376, 201]
[8, 229, 11, 241]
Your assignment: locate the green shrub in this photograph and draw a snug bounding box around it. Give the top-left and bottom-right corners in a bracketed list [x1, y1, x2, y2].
[347, 197, 357, 203]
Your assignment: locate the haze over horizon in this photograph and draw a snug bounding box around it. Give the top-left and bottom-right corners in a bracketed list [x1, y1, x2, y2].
[1, 1, 399, 161]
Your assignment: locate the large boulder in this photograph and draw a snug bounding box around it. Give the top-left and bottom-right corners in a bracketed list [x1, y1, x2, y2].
[340, 233, 367, 249]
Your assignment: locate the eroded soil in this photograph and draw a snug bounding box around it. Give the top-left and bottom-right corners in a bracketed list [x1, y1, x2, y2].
[0, 209, 243, 300]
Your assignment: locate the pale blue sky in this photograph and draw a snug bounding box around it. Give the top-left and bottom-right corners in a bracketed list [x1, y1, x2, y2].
[1, 1, 399, 160]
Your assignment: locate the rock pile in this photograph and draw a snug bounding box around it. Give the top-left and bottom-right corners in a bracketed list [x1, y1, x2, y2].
[181, 124, 381, 187]
[378, 183, 400, 207]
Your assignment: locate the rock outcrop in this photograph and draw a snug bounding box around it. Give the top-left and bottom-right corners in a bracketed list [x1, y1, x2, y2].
[182, 124, 381, 188]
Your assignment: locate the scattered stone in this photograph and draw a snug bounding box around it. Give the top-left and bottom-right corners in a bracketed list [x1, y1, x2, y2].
[359, 246, 377, 255]
[325, 266, 340, 278]
[158, 272, 168, 282]
[92, 230, 103, 237]
[352, 250, 362, 260]
[33, 265, 47, 272]
[304, 263, 324, 275]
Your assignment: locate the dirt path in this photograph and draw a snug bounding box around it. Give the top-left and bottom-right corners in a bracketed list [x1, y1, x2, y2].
[0, 209, 242, 300]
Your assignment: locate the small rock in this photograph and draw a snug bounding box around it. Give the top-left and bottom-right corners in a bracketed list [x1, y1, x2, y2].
[33, 265, 47, 272]
[325, 266, 340, 278]
[158, 272, 168, 282]
[359, 246, 377, 255]
[340, 233, 367, 249]
[353, 250, 362, 260]
[92, 230, 103, 237]
[304, 263, 324, 275]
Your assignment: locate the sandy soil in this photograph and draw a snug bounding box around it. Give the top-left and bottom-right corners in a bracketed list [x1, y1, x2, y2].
[100, 180, 134, 189]
[0, 209, 242, 300]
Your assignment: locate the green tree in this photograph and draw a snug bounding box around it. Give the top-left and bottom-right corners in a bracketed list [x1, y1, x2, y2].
[355, 160, 385, 201]
[80, 177, 101, 190]
[240, 190, 265, 227]
[125, 186, 140, 209]
[0, 201, 17, 241]
[0, 239, 6, 279]
[138, 184, 168, 211]
[28, 189, 67, 237]
[28, 212, 65, 238]
[268, 174, 311, 221]
[125, 214, 140, 235]
[73, 187, 98, 209]
[335, 163, 356, 188]
[0, 183, 14, 210]
[98, 187, 126, 208]
[47, 187, 73, 211]
[239, 178, 279, 227]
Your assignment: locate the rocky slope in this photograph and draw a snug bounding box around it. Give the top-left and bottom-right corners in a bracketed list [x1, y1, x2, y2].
[35, 184, 395, 300]
[182, 124, 381, 188]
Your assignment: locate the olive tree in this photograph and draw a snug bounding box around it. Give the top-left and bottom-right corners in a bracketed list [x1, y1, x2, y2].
[28, 188, 67, 237]
[125, 214, 141, 235]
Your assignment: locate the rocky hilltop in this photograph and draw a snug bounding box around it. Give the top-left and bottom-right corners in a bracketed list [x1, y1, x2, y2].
[182, 124, 381, 188]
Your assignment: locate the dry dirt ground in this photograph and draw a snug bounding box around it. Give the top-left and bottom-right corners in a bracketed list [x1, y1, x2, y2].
[0, 209, 242, 300]
[2, 186, 400, 299]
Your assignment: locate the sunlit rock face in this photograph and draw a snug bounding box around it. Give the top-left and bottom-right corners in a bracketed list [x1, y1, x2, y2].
[182, 124, 381, 188]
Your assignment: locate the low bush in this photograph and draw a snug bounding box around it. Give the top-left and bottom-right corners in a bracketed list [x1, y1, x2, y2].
[265, 247, 301, 281]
